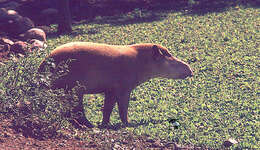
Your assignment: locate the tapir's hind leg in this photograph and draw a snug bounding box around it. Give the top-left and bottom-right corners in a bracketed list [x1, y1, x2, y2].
[117, 91, 130, 125]
[70, 93, 94, 128]
[100, 90, 131, 128]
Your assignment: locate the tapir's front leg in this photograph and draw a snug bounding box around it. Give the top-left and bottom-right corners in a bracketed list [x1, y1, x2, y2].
[70, 93, 94, 128]
[116, 91, 131, 125]
[101, 92, 117, 126]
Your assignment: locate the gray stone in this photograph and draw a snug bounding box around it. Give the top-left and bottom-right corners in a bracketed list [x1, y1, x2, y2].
[0, 8, 20, 20]
[24, 28, 46, 42]
[0, 37, 14, 45]
[1, 1, 20, 10]
[0, 44, 10, 52]
[16, 17, 35, 34]
[10, 41, 28, 54]
[29, 39, 46, 51]
[0, 8, 34, 35]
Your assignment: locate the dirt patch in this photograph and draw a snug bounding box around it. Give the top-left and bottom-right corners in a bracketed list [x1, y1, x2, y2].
[0, 114, 211, 149]
[0, 114, 96, 149]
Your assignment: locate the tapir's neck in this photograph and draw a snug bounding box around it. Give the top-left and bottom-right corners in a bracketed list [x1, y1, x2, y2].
[131, 66, 160, 89]
[123, 45, 161, 89]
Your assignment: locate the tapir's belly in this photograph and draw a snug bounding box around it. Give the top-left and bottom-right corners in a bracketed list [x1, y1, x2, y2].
[70, 66, 128, 94]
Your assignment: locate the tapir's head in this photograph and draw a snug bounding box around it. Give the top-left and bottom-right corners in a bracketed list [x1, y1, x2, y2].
[149, 44, 193, 79]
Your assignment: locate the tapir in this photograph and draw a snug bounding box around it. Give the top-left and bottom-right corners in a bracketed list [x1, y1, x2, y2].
[38, 42, 193, 128]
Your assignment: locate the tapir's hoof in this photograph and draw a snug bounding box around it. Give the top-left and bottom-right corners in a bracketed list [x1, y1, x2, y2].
[121, 122, 129, 128]
[121, 119, 130, 126]
[98, 123, 111, 129]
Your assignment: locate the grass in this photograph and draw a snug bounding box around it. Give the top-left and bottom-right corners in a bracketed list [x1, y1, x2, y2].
[1, 2, 259, 149]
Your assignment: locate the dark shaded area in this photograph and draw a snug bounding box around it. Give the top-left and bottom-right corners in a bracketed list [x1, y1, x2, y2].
[94, 0, 259, 26]
[90, 9, 166, 26]
[15, 0, 260, 26]
[28, 0, 258, 38]
[56, 0, 72, 34]
[184, 0, 259, 15]
[1, 0, 257, 38]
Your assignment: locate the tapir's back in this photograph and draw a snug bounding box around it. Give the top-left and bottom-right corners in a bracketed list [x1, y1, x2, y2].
[49, 42, 123, 63]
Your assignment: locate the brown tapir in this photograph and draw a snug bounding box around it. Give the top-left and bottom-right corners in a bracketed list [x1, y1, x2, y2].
[38, 42, 193, 128]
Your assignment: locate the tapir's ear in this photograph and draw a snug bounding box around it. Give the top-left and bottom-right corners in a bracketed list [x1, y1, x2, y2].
[152, 45, 163, 60]
[152, 45, 171, 60]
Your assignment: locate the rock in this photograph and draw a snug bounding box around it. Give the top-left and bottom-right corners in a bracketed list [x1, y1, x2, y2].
[7, 9, 18, 16]
[0, 8, 20, 21]
[0, 44, 10, 52]
[15, 17, 35, 34]
[36, 26, 53, 35]
[29, 39, 46, 51]
[223, 138, 238, 147]
[1, 1, 21, 10]
[10, 41, 29, 54]
[6, 9, 19, 20]
[0, 9, 34, 35]
[24, 28, 46, 42]
[0, 37, 14, 45]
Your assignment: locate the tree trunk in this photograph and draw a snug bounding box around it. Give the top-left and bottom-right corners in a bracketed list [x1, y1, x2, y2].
[57, 0, 72, 34]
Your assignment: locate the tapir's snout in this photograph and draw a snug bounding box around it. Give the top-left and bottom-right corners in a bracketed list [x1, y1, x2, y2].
[186, 68, 194, 78]
[179, 65, 194, 79]
[186, 64, 194, 77]
[166, 58, 194, 79]
[189, 71, 194, 77]
[179, 62, 194, 79]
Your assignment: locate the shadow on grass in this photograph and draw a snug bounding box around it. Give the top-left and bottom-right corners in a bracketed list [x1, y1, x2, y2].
[46, 25, 102, 39]
[73, 0, 259, 26]
[83, 0, 259, 20]
[183, 0, 259, 15]
[46, 0, 259, 38]
[101, 118, 168, 131]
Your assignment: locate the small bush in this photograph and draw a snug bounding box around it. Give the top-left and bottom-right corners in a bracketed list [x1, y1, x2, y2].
[0, 51, 79, 139]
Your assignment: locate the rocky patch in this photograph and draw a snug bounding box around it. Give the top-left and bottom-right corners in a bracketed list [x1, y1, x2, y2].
[0, 1, 50, 64]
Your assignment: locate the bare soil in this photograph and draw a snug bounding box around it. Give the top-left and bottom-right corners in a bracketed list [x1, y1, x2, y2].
[0, 114, 210, 150]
